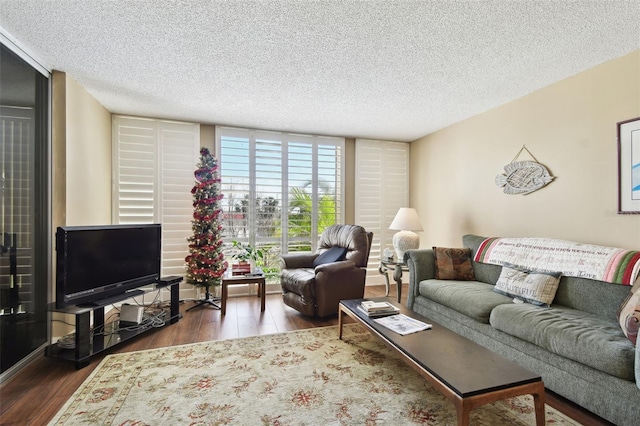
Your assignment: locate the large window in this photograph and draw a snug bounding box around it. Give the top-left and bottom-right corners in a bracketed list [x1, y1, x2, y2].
[216, 127, 344, 280]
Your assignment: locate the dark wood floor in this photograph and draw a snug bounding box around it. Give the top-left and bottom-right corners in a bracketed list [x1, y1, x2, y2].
[0, 284, 610, 425]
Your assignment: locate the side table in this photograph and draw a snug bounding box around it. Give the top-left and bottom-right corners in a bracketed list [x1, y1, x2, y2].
[378, 259, 408, 303]
[221, 275, 266, 315]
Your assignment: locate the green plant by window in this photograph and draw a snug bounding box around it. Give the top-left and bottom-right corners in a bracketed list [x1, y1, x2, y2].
[231, 241, 265, 265]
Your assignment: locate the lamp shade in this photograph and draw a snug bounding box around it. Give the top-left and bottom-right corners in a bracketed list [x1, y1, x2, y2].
[389, 208, 423, 260]
[389, 208, 423, 231]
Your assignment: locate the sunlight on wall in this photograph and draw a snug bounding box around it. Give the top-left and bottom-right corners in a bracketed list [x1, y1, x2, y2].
[410, 50, 640, 250]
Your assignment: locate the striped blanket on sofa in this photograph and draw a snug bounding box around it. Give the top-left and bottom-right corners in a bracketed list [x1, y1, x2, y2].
[474, 237, 640, 286]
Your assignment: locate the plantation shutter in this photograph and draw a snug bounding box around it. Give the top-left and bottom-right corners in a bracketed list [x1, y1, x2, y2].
[355, 139, 410, 285]
[286, 135, 315, 252]
[113, 116, 157, 224]
[113, 116, 199, 300]
[218, 128, 251, 241]
[254, 132, 283, 243]
[217, 126, 344, 287]
[318, 142, 343, 227]
[158, 122, 200, 279]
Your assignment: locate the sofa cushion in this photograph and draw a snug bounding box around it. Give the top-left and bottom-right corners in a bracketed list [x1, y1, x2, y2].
[462, 234, 502, 285]
[493, 263, 561, 307]
[490, 303, 635, 380]
[618, 281, 640, 345]
[419, 280, 513, 323]
[433, 247, 476, 280]
[554, 275, 630, 322]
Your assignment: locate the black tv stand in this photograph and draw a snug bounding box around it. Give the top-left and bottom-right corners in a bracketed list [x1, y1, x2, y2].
[77, 289, 147, 308]
[45, 278, 182, 369]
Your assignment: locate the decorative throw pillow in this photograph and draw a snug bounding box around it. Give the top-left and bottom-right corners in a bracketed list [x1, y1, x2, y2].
[313, 246, 348, 267]
[617, 281, 640, 345]
[433, 247, 476, 281]
[493, 263, 561, 307]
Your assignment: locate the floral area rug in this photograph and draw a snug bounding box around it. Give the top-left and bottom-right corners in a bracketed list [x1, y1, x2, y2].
[48, 324, 580, 425]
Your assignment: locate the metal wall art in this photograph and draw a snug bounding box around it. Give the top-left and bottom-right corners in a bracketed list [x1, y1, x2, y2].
[617, 117, 640, 214]
[495, 146, 554, 195]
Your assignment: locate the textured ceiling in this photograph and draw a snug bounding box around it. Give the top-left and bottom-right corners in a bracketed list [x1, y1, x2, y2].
[1, 1, 639, 142]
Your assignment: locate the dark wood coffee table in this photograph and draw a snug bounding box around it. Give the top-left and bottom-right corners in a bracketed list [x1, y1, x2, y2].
[338, 298, 545, 426]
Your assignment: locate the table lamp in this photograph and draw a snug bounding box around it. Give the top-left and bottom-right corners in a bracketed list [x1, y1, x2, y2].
[389, 207, 423, 260]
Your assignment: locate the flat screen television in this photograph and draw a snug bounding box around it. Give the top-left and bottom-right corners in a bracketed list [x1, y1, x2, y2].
[55, 224, 161, 308]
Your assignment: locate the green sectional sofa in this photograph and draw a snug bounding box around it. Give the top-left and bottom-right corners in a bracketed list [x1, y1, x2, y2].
[405, 234, 640, 426]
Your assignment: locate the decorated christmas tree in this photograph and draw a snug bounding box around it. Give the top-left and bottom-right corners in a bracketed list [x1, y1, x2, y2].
[185, 148, 228, 309]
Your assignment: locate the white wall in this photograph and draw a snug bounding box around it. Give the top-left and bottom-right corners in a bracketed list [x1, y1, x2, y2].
[51, 72, 112, 338]
[410, 49, 640, 249]
[64, 75, 112, 225]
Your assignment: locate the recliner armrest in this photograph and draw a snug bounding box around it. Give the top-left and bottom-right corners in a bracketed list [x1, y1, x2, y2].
[280, 252, 317, 269]
[314, 260, 367, 317]
[314, 259, 357, 275]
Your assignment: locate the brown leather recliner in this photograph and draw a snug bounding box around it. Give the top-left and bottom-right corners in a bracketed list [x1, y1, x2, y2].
[280, 224, 373, 317]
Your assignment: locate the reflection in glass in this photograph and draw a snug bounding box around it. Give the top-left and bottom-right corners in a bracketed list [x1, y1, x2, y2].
[0, 43, 49, 375]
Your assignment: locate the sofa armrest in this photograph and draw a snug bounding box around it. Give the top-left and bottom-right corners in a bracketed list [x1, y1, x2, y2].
[636, 344, 640, 390]
[404, 249, 436, 309]
[280, 253, 317, 269]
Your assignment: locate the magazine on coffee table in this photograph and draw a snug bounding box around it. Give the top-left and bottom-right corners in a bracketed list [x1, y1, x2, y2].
[357, 305, 400, 317]
[373, 314, 432, 335]
[357, 300, 400, 317]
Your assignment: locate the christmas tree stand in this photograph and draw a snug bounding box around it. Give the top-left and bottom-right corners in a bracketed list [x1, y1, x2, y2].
[187, 284, 222, 311]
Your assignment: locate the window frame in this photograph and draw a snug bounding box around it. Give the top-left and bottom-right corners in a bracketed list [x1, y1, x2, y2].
[216, 126, 345, 258]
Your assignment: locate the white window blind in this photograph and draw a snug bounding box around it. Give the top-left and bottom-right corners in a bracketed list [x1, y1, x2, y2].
[113, 116, 157, 224]
[217, 126, 344, 281]
[355, 139, 410, 284]
[113, 116, 199, 299]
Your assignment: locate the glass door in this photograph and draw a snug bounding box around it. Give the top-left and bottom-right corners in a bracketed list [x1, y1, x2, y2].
[0, 42, 50, 376]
